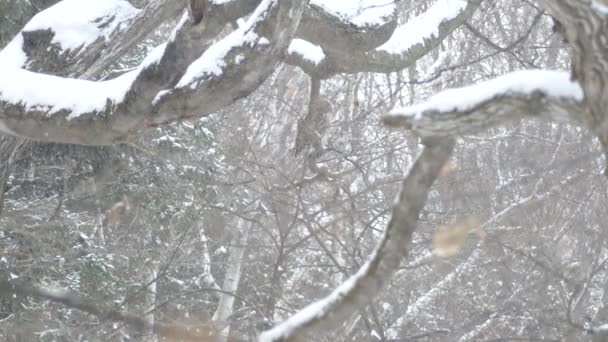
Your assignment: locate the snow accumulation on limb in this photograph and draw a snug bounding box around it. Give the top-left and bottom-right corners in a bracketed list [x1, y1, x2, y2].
[259, 139, 454, 342]
[308, 0, 396, 27]
[383, 70, 586, 137]
[153, 0, 305, 121]
[292, 0, 481, 76]
[0, 0, 145, 142]
[176, 0, 279, 88]
[284, 0, 397, 77]
[363, 0, 481, 72]
[287, 39, 326, 66]
[0, 0, 165, 117]
[82, 0, 186, 79]
[0, 0, 139, 69]
[0, 0, 305, 145]
[378, 0, 467, 54]
[0, 41, 165, 116]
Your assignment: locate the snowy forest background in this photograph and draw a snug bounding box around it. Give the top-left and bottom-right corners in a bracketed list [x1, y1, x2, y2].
[1, 0, 608, 341]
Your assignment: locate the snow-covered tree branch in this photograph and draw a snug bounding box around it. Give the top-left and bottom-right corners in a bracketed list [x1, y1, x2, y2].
[0, 0, 305, 145]
[0, 0, 479, 145]
[383, 70, 585, 136]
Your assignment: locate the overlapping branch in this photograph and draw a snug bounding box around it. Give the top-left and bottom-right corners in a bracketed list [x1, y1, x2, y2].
[0, 0, 481, 145]
[260, 138, 454, 341]
[287, 0, 482, 77]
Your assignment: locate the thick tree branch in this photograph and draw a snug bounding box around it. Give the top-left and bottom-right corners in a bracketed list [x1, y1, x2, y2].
[287, 0, 482, 77]
[0, 0, 305, 145]
[0, 0, 479, 144]
[537, 0, 608, 172]
[383, 70, 586, 137]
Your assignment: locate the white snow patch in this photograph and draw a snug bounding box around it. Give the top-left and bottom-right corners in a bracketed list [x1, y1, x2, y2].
[37, 285, 70, 298]
[23, 0, 138, 52]
[152, 89, 171, 105]
[0, 34, 27, 68]
[0, 42, 166, 119]
[177, 29, 258, 86]
[378, 0, 467, 54]
[287, 39, 326, 65]
[177, 0, 276, 88]
[140, 43, 167, 68]
[309, 0, 395, 27]
[390, 70, 584, 118]
[0, 68, 133, 118]
[168, 12, 190, 43]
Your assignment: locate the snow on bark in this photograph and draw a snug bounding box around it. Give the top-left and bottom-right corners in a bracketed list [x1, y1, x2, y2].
[390, 70, 583, 119]
[176, 24, 261, 86]
[0, 0, 305, 145]
[0, 0, 138, 68]
[309, 0, 395, 27]
[287, 39, 325, 66]
[176, 0, 280, 88]
[383, 70, 586, 138]
[0, 42, 165, 119]
[377, 0, 468, 54]
[25, 0, 138, 51]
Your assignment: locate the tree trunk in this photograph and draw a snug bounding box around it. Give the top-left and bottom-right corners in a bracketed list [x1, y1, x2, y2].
[212, 218, 250, 341]
[539, 1, 608, 169]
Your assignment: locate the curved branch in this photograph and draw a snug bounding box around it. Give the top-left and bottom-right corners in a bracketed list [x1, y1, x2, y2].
[298, 2, 397, 54]
[259, 138, 454, 342]
[151, 0, 305, 124]
[383, 70, 585, 137]
[288, 0, 481, 76]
